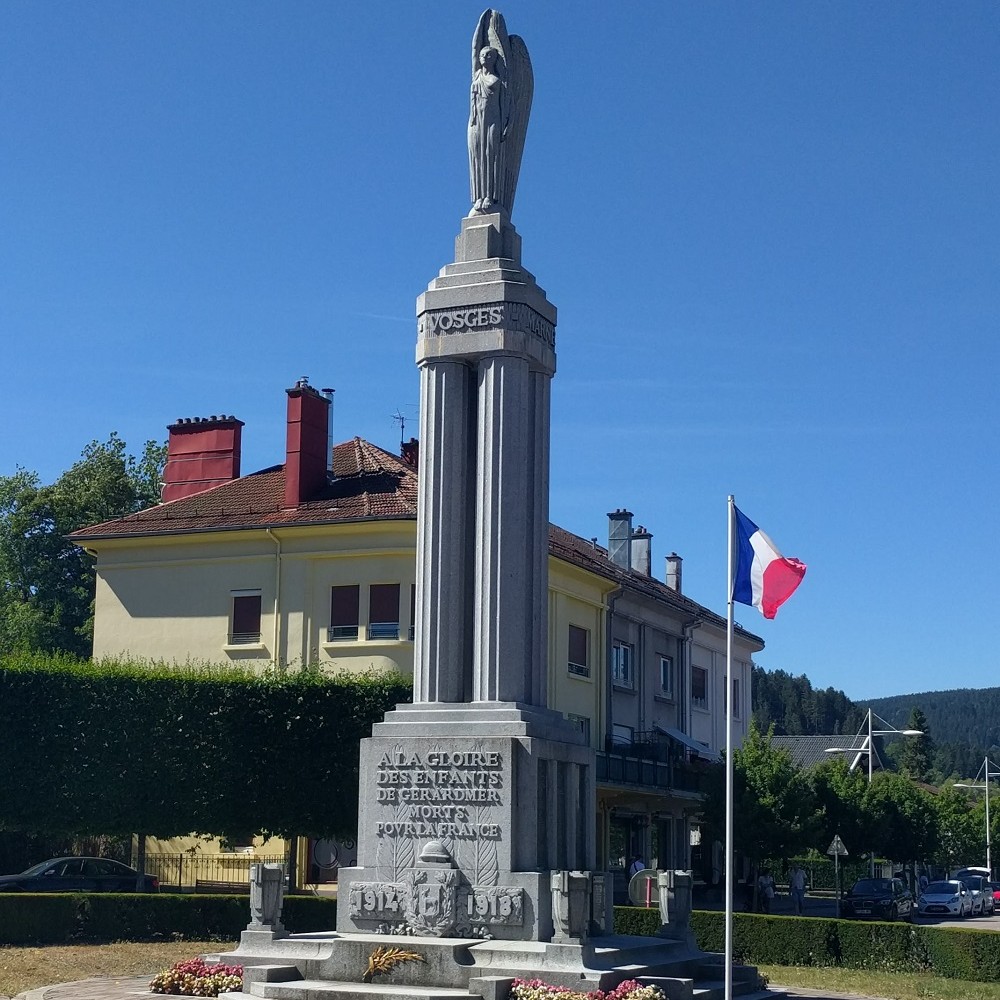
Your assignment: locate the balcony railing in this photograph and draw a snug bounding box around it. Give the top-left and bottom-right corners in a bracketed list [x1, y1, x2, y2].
[227, 631, 261, 645]
[327, 625, 359, 642]
[597, 732, 710, 794]
[367, 622, 400, 640]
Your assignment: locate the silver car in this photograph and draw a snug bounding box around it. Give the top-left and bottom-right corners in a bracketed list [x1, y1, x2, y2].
[918, 879, 973, 918]
[963, 875, 994, 916]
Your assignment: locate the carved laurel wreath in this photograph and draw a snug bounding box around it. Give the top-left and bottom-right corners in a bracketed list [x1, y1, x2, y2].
[362, 946, 427, 983]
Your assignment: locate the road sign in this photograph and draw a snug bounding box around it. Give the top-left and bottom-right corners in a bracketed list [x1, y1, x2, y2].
[827, 834, 848, 857]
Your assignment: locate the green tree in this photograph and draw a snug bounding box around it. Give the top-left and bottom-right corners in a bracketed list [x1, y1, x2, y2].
[811, 757, 873, 858]
[0, 435, 165, 656]
[934, 786, 980, 871]
[865, 770, 938, 866]
[896, 707, 934, 782]
[702, 721, 818, 881]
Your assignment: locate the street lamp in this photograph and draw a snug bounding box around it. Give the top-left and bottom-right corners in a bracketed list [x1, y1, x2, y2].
[954, 756, 1000, 879]
[825, 708, 924, 873]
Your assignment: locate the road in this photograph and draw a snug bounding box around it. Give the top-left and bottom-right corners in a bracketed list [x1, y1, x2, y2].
[697, 891, 1000, 929]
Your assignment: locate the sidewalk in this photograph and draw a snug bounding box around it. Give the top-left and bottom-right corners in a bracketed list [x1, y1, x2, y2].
[12, 975, 891, 1000]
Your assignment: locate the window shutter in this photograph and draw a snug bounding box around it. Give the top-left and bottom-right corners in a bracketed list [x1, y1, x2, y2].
[369, 583, 400, 623]
[330, 585, 360, 626]
[232, 595, 261, 635]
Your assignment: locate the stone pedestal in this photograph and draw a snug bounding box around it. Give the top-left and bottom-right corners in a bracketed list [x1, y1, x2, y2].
[336, 704, 595, 942]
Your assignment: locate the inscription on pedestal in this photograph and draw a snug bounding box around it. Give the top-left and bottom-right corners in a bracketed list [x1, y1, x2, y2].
[372, 743, 506, 885]
[419, 301, 555, 347]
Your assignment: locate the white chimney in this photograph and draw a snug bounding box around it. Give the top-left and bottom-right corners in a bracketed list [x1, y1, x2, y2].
[666, 552, 683, 593]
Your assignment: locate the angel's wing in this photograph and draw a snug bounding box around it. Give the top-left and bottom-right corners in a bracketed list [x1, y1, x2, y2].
[501, 33, 533, 216]
[471, 10, 491, 77]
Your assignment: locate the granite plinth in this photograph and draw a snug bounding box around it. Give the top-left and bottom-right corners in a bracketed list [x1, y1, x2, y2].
[337, 704, 595, 942]
[210, 929, 709, 1000]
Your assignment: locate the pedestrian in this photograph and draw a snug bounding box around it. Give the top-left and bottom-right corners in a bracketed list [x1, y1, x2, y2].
[757, 869, 775, 913]
[628, 854, 646, 878]
[919, 871, 929, 893]
[788, 863, 807, 915]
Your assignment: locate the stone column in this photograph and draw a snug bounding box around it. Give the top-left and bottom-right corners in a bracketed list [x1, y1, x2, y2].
[413, 360, 475, 703]
[473, 353, 532, 703]
[528, 369, 551, 707]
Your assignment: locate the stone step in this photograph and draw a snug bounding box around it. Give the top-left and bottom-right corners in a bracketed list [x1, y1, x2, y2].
[246, 980, 478, 1000]
[692, 984, 785, 1000]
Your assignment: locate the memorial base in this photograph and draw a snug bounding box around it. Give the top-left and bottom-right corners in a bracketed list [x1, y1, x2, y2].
[210, 928, 779, 1000]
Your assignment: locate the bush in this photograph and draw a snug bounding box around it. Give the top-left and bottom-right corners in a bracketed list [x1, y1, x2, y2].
[612, 908, 1000, 984]
[0, 892, 338, 945]
[0, 654, 412, 840]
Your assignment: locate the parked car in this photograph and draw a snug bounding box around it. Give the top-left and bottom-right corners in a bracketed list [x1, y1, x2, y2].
[918, 879, 973, 918]
[0, 857, 159, 893]
[989, 881, 1000, 906]
[962, 875, 993, 915]
[841, 877, 914, 921]
[953, 867, 991, 882]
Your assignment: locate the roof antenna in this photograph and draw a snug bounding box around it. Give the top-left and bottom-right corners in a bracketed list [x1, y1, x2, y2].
[392, 409, 406, 448]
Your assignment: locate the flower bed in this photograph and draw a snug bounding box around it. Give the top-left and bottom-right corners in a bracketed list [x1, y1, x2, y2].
[510, 978, 665, 1000]
[149, 957, 243, 996]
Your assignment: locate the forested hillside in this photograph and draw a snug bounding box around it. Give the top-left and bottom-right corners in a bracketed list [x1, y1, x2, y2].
[869, 688, 1000, 768]
[752, 666, 864, 735]
[751, 668, 994, 781]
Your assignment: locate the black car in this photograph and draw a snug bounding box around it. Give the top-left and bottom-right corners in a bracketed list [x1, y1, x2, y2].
[841, 877, 914, 921]
[0, 856, 159, 893]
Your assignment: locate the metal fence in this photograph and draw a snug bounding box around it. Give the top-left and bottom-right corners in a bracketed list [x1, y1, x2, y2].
[143, 853, 285, 890]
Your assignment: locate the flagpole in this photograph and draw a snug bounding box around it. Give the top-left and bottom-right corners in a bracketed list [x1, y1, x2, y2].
[725, 495, 735, 1000]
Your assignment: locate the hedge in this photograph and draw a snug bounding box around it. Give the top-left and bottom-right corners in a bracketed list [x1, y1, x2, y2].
[613, 907, 1000, 983]
[0, 893, 338, 945]
[0, 654, 412, 839]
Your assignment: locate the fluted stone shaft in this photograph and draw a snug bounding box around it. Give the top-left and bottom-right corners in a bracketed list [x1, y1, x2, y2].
[473, 354, 533, 703]
[528, 369, 550, 707]
[413, 360, 475, 703]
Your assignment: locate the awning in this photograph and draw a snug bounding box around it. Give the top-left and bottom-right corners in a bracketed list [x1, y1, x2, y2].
[654, 725, 720, 762]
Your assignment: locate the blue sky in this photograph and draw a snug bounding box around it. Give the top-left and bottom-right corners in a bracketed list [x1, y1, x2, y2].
[2, 2, 998, 701]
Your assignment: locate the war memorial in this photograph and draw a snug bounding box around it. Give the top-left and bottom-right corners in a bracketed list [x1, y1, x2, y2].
[214, 11, 769, 1000]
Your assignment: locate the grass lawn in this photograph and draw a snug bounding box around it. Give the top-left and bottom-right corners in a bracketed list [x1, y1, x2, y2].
[6, 946, 1000, 1000]
[761, 964, 1000, 1000]
[0, 940, 237, 998]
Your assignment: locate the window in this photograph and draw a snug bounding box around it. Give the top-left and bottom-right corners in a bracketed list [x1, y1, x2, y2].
[612, 641, 634, 688]
[329, 585, 360, 641]
[229, 590, 261, 644]
[568, 625, 589, 676]
[659, 655, 674, 698]
[368, 583, 400, 640]
[722, 677, 742, 719]
[612, 723, 634, 746]
[408, 584, 416, 641]
[567, 713, 591, 745]
[691, 666, 708, 709]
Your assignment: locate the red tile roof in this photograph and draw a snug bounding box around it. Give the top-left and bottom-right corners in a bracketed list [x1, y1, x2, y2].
[70, 436, 760, 642]
[70, 438, 418, 539]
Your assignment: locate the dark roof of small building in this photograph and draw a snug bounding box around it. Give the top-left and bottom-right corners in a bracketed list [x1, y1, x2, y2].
[71, 437, 761, 644]
[770, 735, 872, 771]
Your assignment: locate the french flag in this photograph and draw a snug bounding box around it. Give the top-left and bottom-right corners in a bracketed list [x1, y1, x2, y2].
[732, 507, 806, 619]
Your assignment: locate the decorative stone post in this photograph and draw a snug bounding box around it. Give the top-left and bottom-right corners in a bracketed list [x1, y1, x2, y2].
[247, 863, 287, 942]
[657, 870, 693, 943]
[550, 870, 592, 943]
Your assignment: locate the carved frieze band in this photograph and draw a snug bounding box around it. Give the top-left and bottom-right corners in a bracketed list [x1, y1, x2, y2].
[349, 876, 525, 936]
[418, 302, 555, 348]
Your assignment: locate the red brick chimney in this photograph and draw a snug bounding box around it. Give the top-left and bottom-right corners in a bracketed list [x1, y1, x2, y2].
[284, 377, 331, 508]
[401, 437, 419, 469]
[162, 415, 244, 503]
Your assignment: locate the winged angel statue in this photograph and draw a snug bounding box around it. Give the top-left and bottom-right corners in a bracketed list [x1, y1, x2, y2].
[467, 9, 533, 218]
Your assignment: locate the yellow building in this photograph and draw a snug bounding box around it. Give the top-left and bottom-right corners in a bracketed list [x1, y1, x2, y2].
[72, 379, 762, 896]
